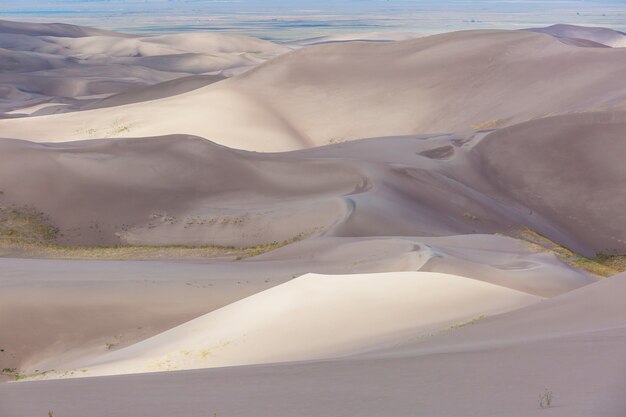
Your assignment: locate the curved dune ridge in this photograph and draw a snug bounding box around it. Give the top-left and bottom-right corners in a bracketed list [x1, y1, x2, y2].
[0, 23, 291, 114]
[0, 19, 625, 416]
[25, 271, 542, 379]
[0, 234, 593, 375]
[1, 111, 624, 254]
[3, 274, 624, 417]
[1, 29, 626, 149]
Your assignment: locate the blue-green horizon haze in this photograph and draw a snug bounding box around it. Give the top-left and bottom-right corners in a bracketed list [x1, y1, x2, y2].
[0, 1, 624, 40]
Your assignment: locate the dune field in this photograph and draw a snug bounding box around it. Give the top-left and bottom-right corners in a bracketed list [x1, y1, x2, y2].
[1, 18, 625, 417]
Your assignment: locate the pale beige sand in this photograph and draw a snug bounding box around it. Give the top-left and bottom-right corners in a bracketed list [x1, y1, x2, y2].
[0, 234, 593, 375]
[0, 21, 290, 114]
[289, 31, 425, 46]
[2, 29, 625, 149]
[2, 274, 623, 417]
[0, 19, 623, 417]
[24, 271, 542, 379]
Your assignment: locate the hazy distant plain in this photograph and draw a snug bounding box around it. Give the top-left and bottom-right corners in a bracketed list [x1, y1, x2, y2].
[2, 0, 625, 40]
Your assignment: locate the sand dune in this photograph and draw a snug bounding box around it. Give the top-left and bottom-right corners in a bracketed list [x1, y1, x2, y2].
[2, 111, 624, 254]
[25, 271, 541, 378]
[2, 29, 625, 148]
[290, 32, 425, 46]
[78, 74, 226, 111]
[380, 271, 626, 357]
[0, 19, 130, 38]
[0, 18, 623, 417]
[1, 235, 591, 375]
[0, 20, 290, 115]
[473, 111, 626, 255]
[3, 274, 623, 417]
[528, 24, 626, 48]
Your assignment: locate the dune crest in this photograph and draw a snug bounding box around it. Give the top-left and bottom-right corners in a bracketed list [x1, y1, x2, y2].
[27, 271, 541, 379]
[2, 29, 625, 149]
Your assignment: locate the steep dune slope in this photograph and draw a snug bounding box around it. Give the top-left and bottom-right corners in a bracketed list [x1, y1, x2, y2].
[0, 235, 592, 374]
[2, 29, 625, 149]
[25, 271, 542, 378]
[1, 111, 624, 254]
[0, 135, 361, 246]
[473, 111, 626, 255]
[4, 274, 623, 417]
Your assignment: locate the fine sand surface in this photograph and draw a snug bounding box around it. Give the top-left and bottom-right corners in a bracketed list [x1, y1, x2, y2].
[0, 19, 624, 417]
[22, 272, 542, 378]
[0, 235, 593, 376]
[528, 24, 626, 48]
[1, 111, 624, 254]
[1, 29, 626, 149]
[2, 274, 624, 417]
[0, 22, 290, 115]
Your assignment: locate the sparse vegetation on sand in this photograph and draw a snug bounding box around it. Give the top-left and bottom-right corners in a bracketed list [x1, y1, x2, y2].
[470, 119, 506, 130]
[0, 204, 312, 260]
[539, 388, 554, 409]
[511, 228, 625, 278]
[1, 367, 27, 381]
[0, 239, 301, 261]
[0, 205, 59, 244]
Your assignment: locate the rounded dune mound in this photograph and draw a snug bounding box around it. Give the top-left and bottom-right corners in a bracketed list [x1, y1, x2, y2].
[0, 48, 65, 73]
[30, 271, 541, 379]
[144, 32, 291, 55]
[80, 74, 227, 111]
[2, 29, 625, 150]
[527, 24, 626, 48]
[0, 135, 363, 246]
[0, 22, 291, 115]
[473, 111, 626, 255]
[0, 19, 131, 38]
[1, 111, 622, 256]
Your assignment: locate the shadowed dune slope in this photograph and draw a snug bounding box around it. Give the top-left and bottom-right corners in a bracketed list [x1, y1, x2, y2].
[2, 29, 625, 149]
[0, 20, 290, 115]
[79, 74, 227, 111]
[29, 271, 542, 378]
[0, 19, 131, 38]
[528, 24, 626, 47]
[1, 111, 624, 254]
[0, 235, 593, 374]
[0, 135, 364, 246]
[473, 111, 626, 255]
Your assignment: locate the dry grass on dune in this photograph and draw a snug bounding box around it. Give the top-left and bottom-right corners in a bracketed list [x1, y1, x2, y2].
[0, 204, 308, 260]
[511, 227, 625, 278]
[0, 239, 303, 262]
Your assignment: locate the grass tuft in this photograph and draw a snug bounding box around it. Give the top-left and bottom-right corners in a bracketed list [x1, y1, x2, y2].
[0, 205, 59, 244]
[508, 227, 625, 278]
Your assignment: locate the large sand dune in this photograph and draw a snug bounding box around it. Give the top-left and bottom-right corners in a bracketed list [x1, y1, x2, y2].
[0, 19, 623, 417]
[3, 274, 623, 417]
[2, 111, 624, 254]
[2, 29, 625, 149]
[0, 234, 592, 376]
[528, 24, 626, 48]
[0, 21, 290, 115]
[28, 271, 542, 378]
